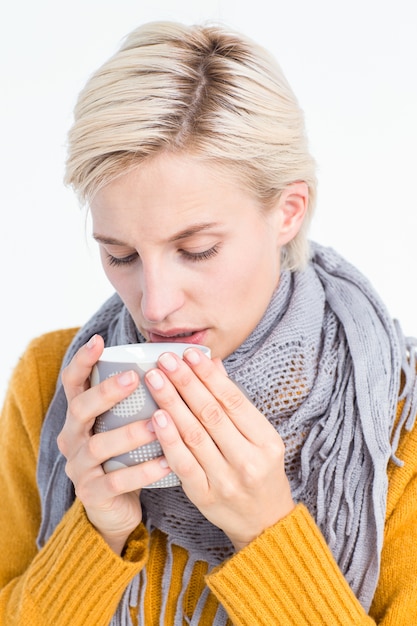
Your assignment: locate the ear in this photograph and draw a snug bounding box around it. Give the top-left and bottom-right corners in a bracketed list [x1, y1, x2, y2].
[274, 182, 309, 246]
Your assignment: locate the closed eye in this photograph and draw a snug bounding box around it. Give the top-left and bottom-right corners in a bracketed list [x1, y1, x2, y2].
[104, 245, 220, 267]
[106, 252, 139, 267]
[179, 245, 220, 262]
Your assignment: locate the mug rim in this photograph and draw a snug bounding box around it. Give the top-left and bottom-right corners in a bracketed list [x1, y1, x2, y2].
[98, 342, 211, 363]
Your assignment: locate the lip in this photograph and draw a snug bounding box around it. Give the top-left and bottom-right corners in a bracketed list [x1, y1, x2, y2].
[147, 329, 208, 345]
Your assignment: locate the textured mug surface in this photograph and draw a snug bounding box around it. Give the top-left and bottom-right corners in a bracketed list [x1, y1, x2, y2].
[91, 343, 211, 488]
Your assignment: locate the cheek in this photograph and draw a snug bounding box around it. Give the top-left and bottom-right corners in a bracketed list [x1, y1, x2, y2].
[103, 266, 140, 303]
[99, 250, 114, 284]
[219, 244, 278, 294]
[100, 262, 119, 290]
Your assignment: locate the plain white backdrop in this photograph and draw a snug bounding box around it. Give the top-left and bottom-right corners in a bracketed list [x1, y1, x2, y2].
[1, 0, 416, 404]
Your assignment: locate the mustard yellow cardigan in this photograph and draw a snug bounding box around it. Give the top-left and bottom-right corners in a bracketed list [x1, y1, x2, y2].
[1, 329, 416, 625]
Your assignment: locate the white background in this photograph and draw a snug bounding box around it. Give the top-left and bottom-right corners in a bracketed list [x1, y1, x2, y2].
[1, 0, 416, 404]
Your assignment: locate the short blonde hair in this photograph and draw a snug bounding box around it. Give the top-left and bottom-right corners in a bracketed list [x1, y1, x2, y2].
[65, 21, 316, 270]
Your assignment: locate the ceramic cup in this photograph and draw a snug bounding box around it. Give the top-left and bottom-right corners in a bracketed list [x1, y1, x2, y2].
[91, 342, 211, 488]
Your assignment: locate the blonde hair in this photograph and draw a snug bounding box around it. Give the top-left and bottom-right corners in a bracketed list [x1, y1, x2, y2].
[65, 21, 316, 270]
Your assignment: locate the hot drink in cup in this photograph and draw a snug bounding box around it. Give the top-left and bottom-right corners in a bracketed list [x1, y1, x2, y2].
[91, 342, 211, 488]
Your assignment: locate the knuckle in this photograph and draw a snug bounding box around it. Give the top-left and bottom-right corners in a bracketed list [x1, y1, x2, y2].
[199, 402, 224, 428]
[241, 462, 260, 488]
[139, 462, 161, 487]
[270, 434, 286, 460]
[124, 421, 141, 445]
[61, 364, 71, 387]
[105, 470, 123, 493]
[74, 480, 91, 503]
[67, 394, 85, 421]
[86, 434, 104, 461]
[97, 377, 120, 404]
[63, 459, 72, 480]
[278, 438, 286, 457]
[175, 458, 195, 478]
[241, 447, 278, 487]
[217, 478, 238, 500]
[176, 368, 194, 387]
[183, 425, 206, 449]
[63, 458, 78, 485]
[56, 431, 67, 456]
[164, 392, 186, 416]
[219, 388, 246, 413]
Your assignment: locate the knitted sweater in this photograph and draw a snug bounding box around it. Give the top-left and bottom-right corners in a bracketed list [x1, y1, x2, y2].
[0, 329, 416, 625]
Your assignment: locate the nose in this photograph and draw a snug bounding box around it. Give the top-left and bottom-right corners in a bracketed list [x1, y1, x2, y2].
[140, 262, 185, 323]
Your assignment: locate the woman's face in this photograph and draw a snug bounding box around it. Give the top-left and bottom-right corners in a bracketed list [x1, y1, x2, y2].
[90, 153, 293, 360]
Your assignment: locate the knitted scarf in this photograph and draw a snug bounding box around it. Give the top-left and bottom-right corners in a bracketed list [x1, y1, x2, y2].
[37, 243, 417, 624]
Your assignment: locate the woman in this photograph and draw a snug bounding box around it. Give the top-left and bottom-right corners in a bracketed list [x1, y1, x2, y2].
[1, 21, 416, 625]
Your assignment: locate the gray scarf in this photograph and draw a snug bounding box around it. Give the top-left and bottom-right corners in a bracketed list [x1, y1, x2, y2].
[37, 243, 417, 624]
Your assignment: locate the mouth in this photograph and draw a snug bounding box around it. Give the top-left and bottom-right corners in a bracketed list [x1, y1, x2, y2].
[147, 329, 208, 345]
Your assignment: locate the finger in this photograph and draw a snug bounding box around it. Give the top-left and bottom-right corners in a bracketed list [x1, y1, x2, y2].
[104, 458, 173, 492]
[59, 368, 140, 450]
[145, 358, 256, 477]
[64, 419, 171, 494]
[146, 358, 239, 452]
[83, 419, 160, 468]
[212, 356, 228, 375]
[182, 347, 276, 444]
[74, 456, 173, 505]
[146, 362, 283, 499]
[73, 369, 139, 425]
[58, 364, 141, 466]
[61, 334, 105, 403]
[150, 409, 218, 489]
[156, 349, 271, 447]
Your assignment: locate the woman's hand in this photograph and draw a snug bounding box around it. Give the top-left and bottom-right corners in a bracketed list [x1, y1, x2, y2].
[57, 334, 171, 554]
[145, 347, 295, 551]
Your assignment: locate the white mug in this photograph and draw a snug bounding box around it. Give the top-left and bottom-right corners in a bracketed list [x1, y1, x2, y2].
[91, 342, 211, 488]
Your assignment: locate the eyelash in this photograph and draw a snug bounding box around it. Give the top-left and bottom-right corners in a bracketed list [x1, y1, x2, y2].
[106, 253, 138, 268]
[180, 245, 219, 262]
[106, 245, 219, 267]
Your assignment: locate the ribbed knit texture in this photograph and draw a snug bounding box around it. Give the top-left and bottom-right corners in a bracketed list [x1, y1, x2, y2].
[1, 330, 417, 623]
[36, 243, 417, 626]
[25, 499, 147, 624]
[207, 504, 370, 624]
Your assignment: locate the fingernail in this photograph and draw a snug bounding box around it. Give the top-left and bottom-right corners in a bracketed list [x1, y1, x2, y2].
[158, 352, 178, 372]
[183, 348, 201, 365]
[146, 369, 164, 390]
[117, 370, 136, 386]
[154, 410, 168, 428]
[159, 457, 169, 469]
[87, 334, 97, 349]
[146, 419, 155, 433]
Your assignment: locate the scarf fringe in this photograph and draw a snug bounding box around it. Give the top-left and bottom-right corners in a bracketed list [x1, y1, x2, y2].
[390, 322, 417, 466]
[36, 243, 417, 621]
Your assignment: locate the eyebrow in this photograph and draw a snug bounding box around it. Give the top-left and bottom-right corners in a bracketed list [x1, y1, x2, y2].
[93, 222, 222, 246]
[168, 222, 221, 242]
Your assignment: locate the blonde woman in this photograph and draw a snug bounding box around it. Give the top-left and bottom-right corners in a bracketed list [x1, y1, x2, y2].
[1, 21, 416, 625]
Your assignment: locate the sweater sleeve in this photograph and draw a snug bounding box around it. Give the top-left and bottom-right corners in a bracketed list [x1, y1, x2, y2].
[206, 504, 373, 625]
[0, 330, 149, 625]
[207, 421, 417, 625]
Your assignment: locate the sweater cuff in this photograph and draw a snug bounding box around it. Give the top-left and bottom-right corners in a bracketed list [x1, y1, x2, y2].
[27, 499, 148, 624]
[206, 504, 369, 625]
